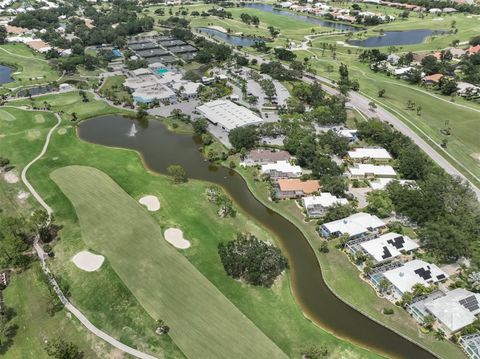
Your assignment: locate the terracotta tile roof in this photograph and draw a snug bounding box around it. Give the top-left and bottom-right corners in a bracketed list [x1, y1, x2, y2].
[423, 73, 443, 83]
[5, 25, 29, 34]
[25, 40, 49, 50]
[468, 45, 480, 55]
[278, 179, 320, 194]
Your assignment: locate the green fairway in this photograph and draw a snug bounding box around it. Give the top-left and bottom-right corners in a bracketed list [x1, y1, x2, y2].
[51, 165, 287, 359]
[0, 43, 59, 89]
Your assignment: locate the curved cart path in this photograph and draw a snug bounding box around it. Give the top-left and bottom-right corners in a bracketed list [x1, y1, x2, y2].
[19, 111, 158, 359]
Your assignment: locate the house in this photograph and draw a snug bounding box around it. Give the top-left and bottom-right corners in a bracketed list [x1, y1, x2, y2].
[132, 85, 177, 104]
[320, 212, 385, 239]
[467, 45, 480, 56]
[382, 259, 448, 299]
[449, 48, 466, 59]
[196, 100, 264, 132]
[302, 193, 348, 218]
[387, 54, 400, 65]
[276, 179, 320, 200]
[369, 178, 414, 190]
[242, 149, 291, 166]
[336, 129, 357, 142]
[348, 147, 392, 163]
[359, 232, 419, 263]
[392, 67, 414, 78]
[428, 8, 442, 14]
[425, 288, 480, 334]
[423, 73, 443, 84]
[348, 164, 397, 179]
[261, 161, 302, 179]
[456, 82, 480, 97]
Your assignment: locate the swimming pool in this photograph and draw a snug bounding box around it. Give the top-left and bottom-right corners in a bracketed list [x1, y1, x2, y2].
[155, 68, 169, 74]
[112, 49, 122, 57]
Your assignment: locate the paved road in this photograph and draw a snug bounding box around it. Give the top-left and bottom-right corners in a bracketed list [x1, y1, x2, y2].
[18, 110, 158, 359]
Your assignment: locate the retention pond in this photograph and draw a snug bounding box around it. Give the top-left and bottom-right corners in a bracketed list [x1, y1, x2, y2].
[78, 114, 437, 359]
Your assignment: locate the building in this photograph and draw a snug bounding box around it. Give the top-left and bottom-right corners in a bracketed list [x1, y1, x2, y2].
[320, 212, 385, 239]
[382, 260, 448, 299]
[359, 232, 419, 263]
[302, 193, 348, 218]
[425, 288, 480, 334]
[336, 129, 357, 142]
[348, 147, 392, 163]
[261, 161, 302, 179]
[468, 45, 480, 56]
[369, 178, 414, 190]
[423, 73, 444, 84]
[276, 179, 320, 200]
[348, 164, 397, 179]
[132, 85, 176, 104]
[196, 100, 264, 132]
[242, 149, 291, 166]
[449, 47, 466, 59]
[460, 333, 480, 359]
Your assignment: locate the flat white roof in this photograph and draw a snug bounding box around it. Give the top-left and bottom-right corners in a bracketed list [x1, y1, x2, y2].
[349, 164, 396, 177]
[348, 147, 392, 160]
[383, 259, 448, 295]
[360, 232, 419, 262]
[303, 192, 348, 209]
[425, 288, 480, 332]
[369, 178, 414, 190]
[132, 68, 152, 76]
[261, 161, 302, 175]
[322, 212, 385, 237]
[197, 100, 263, 131]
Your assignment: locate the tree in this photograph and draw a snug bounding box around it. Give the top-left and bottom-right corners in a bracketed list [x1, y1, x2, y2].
[193, 119, 208, 135]
[0, 26, 7, 44]
[155, 319, 170, 335]
[274, 48, 296, 61]
[167, 165, 187, 184]
[301, 344, 329, 358]
[44, 338, 84, 359]
[136, 108, 148, 121]
[366, 190, 394, 218]
[318, 241, 329, 254]
[423, 314, 436, 330]
[322, 203, 356, 223]
[401, 292, 413, 306]
[378, 89, 386, 98]
[228, 126, 258, 151]
[439, 77, 458, 96]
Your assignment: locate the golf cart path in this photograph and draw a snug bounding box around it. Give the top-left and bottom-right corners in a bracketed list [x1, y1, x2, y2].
[19, 112, 158, 359]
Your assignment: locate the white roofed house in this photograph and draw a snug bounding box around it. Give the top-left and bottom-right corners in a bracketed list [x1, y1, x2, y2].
[348, 164, 397, 179]
[348, 147, 392, 163]
[261, 161, 302, 180]
[359, 232, 419, 264]
[196, 100, 264, 132]
[320, 212, 386, 239]
[382, 260, 449, 300]
[424, 289, 480, 334]
[302, 193, 348, 218]
[242, 149, 291, 166]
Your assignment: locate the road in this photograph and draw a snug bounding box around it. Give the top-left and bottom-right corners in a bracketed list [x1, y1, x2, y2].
[18, 110, 158, 359]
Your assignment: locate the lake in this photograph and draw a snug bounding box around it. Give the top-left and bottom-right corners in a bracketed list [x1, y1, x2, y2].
[244, 3, 360, 32]
[78, 114, 436, 359]
[196, 27, 263, 47]
[348, 29, 447, 47]
[0, 65, 14, 84]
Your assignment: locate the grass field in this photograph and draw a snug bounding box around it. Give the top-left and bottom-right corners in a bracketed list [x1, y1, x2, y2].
[234, 165, 464, 359]
[0, 43, 59, 89]
[98, 75, 133, 104]
[0, 98, 384, 358]
[51, 165, 288, 359]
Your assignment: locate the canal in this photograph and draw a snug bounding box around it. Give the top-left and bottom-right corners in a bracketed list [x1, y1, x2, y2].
[78, 115, 437, 359]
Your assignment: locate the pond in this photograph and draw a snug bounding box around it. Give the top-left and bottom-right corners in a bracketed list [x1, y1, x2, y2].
[196, 27, 263, 47]
[348, 29, 448, 47]
[78, 114, 436, 359]
[0, 65, 14, 85]
[244, 3, 360, 32]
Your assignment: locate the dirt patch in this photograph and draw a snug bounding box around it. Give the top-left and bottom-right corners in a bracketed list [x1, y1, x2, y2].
[164, 228, 191, 249]
[17, 191, 30, 200]
[72, 251, 105, 272]
[26, 129, 41, 140]
[34, 114, 45, 123]
[139, 195, 160, 211]
[3, 170, 19, 184]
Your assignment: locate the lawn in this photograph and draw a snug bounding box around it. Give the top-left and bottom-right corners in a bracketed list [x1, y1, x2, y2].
[98, 75, 133, 104]
[234, 165, 464, 359]
[0, 43, 59, 89]
[50, 165, 287, 359]
[0, 97, 383, 358]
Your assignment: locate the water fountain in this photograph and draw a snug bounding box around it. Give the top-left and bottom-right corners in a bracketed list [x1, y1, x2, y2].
[127, 123, 138, 137]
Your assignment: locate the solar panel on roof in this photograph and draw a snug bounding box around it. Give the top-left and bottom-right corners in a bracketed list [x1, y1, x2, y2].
[436, 274, 446, 280]
[414, 267, 433, 280]
[460, 295, 480, 312]
[387, 236, 405, 249]
[381, 246, 392, 260]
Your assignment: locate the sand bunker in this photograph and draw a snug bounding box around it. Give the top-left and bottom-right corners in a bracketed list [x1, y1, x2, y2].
[17, 191, 30, 200]
[208, 25, 227, 33]
[57, 128, 67, 135]
[3, 170, 19, 183]
[0, 109, 16, 122]
[35, 114, 45, 123]
[72, 251, 105, 272]
[139, 195, 160, 211]
[26, 129, 41, 140]
[164, 228, 191, 249]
